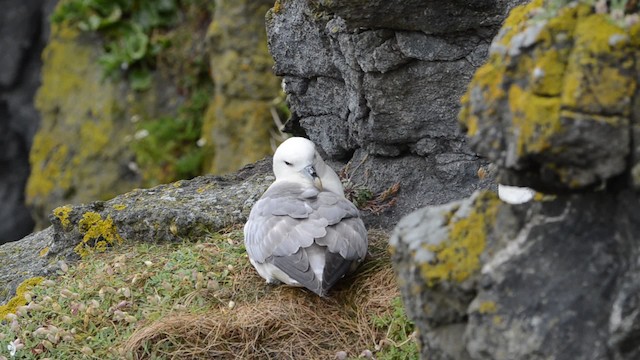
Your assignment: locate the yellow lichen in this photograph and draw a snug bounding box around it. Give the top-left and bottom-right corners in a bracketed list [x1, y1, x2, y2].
[497, 0, 544, 47]
[530, 48, 566, 97]
[39, 246, 50, 257]
[74, 212, 124, 257]
[0, 277, 44, 320]
[478, 301, 498, 314]
[273, 0, 282, 14]
[53, 205, 73, 231]
[113, 204, 127, 211]
[508, 85, 562, 155]
[421, 192, 500, 286]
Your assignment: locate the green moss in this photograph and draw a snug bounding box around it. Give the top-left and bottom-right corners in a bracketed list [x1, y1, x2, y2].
[27, 24, 136, 224]
[0, 277, 44, 320]
[421, 192, 500, 286]
[74, 212, 124, 257]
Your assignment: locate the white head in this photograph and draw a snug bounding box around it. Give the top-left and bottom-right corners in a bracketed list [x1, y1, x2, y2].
[272, 137, 344, 196]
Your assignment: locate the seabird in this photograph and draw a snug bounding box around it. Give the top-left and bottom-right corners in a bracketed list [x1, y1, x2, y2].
[244, 137, 368, 296]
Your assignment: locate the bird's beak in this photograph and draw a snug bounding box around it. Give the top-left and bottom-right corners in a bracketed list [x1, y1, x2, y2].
[304, 165, 323, 191]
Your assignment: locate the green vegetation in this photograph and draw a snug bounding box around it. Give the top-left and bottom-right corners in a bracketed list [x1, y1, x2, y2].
[51, 0, 216, 185]
[131, 86, 213, 185]
[51, 0, 214, 91]
[52, 0, 179, 90]
[371, 297, 417, 360]
[0, 229, 417, 359]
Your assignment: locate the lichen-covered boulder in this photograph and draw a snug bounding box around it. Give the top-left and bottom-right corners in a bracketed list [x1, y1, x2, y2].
[1, 158, 271, 306]
[202, 0, 281, 175]
[391, 190, 640, 359]
[459, 0, 638, 191]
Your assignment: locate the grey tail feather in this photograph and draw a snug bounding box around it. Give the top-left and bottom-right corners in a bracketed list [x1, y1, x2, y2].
[269, 251, 324, 296]
[321, 251, 354, 295]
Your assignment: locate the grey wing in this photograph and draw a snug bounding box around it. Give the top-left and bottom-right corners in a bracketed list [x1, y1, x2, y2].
[269, 248, 323, 296]
[244, 189, 328, 263]
[313, 193, 368, 261]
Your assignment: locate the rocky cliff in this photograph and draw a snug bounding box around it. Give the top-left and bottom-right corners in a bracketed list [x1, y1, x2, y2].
[265, 0, 526, 228]
[392, 1, 640, 359]
[0, 0, 57, 244]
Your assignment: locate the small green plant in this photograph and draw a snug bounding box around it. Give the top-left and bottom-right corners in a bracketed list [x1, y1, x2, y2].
[371, 297, 418, 360]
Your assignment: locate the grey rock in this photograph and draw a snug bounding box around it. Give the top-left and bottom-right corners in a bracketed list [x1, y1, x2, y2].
[312, 0, 526, 33]
[460, 4, 635, 191]
[267, 0, 521, 227]
[392, 190, 640, 359]
[0, 227, 55, 305]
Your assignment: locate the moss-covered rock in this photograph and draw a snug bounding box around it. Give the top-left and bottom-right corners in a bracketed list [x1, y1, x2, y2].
[26, 23, 184, 228]
[203, 0, 281, 174]
[459, 1, 636, 191]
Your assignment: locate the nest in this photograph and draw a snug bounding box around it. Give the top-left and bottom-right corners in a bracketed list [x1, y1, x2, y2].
[121, 230, 402, 359]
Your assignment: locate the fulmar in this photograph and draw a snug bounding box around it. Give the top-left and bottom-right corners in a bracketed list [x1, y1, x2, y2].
[244, 137, 368, 296]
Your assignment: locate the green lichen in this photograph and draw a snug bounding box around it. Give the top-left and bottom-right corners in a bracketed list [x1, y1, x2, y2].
[53, 205, 73, 231]
[27, 24, 139, 227]
[421, 192, 500, 286]
[0, 277, 44, 320]
[202, 0, 281, 175]
[74, 212, 124, 257]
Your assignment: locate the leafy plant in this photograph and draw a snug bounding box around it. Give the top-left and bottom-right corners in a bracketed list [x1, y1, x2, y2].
[52, 0, 182, 90]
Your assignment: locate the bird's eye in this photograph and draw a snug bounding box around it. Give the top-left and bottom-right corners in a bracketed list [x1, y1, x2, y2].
[284, 161, 293, 166]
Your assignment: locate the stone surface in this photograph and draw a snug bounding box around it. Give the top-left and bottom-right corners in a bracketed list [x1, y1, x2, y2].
[391, 190, 640, 360]
[0, 0, 57, 243]
[0, 158, 272, 306]
[392, 1, 640, 359]
[267, 0, 525, 227]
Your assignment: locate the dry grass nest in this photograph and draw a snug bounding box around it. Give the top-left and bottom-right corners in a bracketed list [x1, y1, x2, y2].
[121, 229, 404, 359]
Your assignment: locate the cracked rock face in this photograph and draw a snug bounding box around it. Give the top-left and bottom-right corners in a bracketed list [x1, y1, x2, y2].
[266, 0, 525, 228]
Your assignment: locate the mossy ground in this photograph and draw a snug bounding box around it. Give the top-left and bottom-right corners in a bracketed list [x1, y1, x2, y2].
[0, 227, 416, 359]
